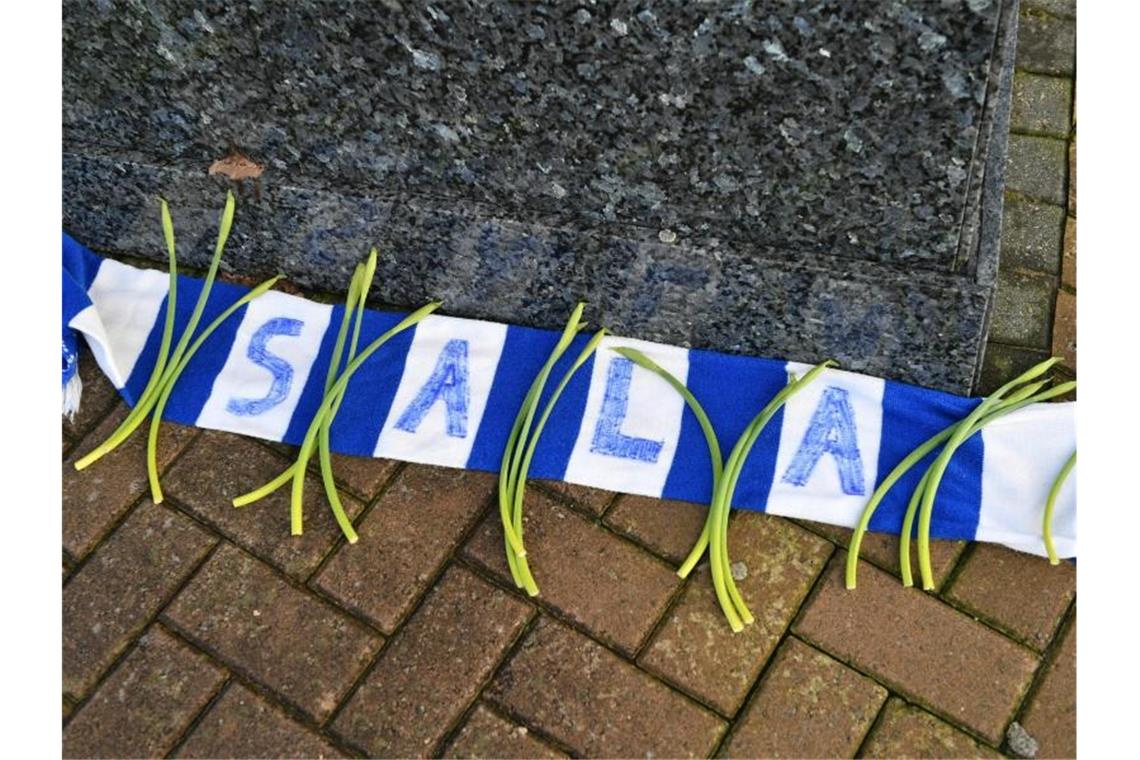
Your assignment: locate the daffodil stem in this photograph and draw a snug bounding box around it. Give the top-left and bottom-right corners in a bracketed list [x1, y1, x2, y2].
[1044, 451, 1076, 565]
[509, 330, 606, 596]
[498, 305, 587, 591]
[289, 301, 442, 535]
[75, 192, 237, 472]
[147, 276, 283, 502]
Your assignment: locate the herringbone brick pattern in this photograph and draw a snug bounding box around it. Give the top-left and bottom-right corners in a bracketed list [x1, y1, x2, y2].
[61, 357, 1076, 757]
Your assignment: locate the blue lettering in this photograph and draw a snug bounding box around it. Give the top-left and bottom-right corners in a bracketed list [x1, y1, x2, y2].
[780, 386, 865, 495]
[226, 317, 303, 416]
[395, 339, 470, 437]
[590, 357, 664, 463]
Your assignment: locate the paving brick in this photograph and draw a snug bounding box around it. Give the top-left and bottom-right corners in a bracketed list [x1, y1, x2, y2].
[63, 503, 216, 699]
[723, 637, 886, 758]
[794, 555, 1039, 744]
[638, 514, 831, 715]
[799, 520, 965, 591]
[1020, 616, 1076, 759]
[861, 698, 1000, 758]
[462, 489, 680, 654]
[176, 682, 345, 759]
[324, 453, 400, 501]
[444, 704, 566, 759]
[487, 617, 725, 757]
[63, 626, 226, 759]
[989, 270, 1056, 349]
[945, 544, 1075, 650]
[1011, 72, 1073, 138]
[63, 352, 121, 441]
[332, 566, 533, 758]
[314, 465, 495, 632]
[64, 407, 197, 558]
[999, 195, 1065, 275]
[1052, 288, 1076, 371]
[604, 494, 708, 565]
[163, 543, 382, 722]
[164, 431, 364, 581]
[538, 479, 615, 516]
[1016, 11, 1075, 76]
[978, 343, 1051, 396]
[1061, 214, 1076, 290]
[1006, 134, 1068, 206]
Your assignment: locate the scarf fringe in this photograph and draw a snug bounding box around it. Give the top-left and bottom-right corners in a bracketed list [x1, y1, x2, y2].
[62, 372, 83, 420]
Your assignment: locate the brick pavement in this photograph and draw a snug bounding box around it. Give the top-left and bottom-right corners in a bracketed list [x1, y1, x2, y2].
[63, 4, 1077, 757]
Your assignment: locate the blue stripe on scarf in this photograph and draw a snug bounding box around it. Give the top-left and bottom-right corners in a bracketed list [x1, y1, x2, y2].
[872, 383, 984, 538]
[663, 349, 790, 509]
[326, 309, 418, 455]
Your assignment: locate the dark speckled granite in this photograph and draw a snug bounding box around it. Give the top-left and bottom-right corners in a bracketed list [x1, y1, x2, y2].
[62, 0, 1018, 393]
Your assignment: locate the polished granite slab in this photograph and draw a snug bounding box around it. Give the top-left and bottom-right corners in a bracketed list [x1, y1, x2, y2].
[63, 0, 1019, 393]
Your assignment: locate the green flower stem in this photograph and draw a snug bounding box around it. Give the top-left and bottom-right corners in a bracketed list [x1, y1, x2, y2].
[233, 260, 366, 510]
[232, 467, 293, 508]
[289, 301, 442, 535]
[498, 305, 587, 586]
[915, 358, 1062, 589]
[711, 361, 834, 630]
[845, 360, 1061, 590]
[897, 466, 932, 588]
[508, 329, 607, 596]
[75, 191, 237, 471]
[325, 265, 366, 394]
[146, 276, 284, 502]
[1044, 451, 1076, 565]
[846, 427, 954, 589]
[612, 347, 724, 580]
[898, 379, 1050, 584]
[114, 200, 181, 437]
[903, 382, 1073, 586]
[317, 249, 379, 543]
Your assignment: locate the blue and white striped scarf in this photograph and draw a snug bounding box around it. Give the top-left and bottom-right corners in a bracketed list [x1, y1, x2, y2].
[62, 233, 1075, 559]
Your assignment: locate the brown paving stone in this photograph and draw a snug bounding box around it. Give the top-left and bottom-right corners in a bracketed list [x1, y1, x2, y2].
[164, 431, 363, 580]
[325, 453, 401, 501]
[63, 352, 121, 441]
[1061, 215, 1076, 290]
[176, 682, 345, 759]
[332, 566, 533, 758]
[723, 637, 887, 758]
[63, 503, 217, 699]
[64, 406, 197, 559]
[487, 617, 725, 757]
[63, 626, 226, 759]
[861, 698, 1000, 758]
[945, 544, 1075, 650]
[163, 543, 383, 722]
[793, 554, 1039, 744]
[1020, 616, 1076, 759]
[799, 520, 965, 591]
[444, 704, 566, 759]
[537, 479, 615, 515]
[462, 489, 680, 654]
[1052, 289, 1076, 371]
[638, 513, 832, 715]
[314, 465, 495, 632]
[604, 493, 708, 565]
